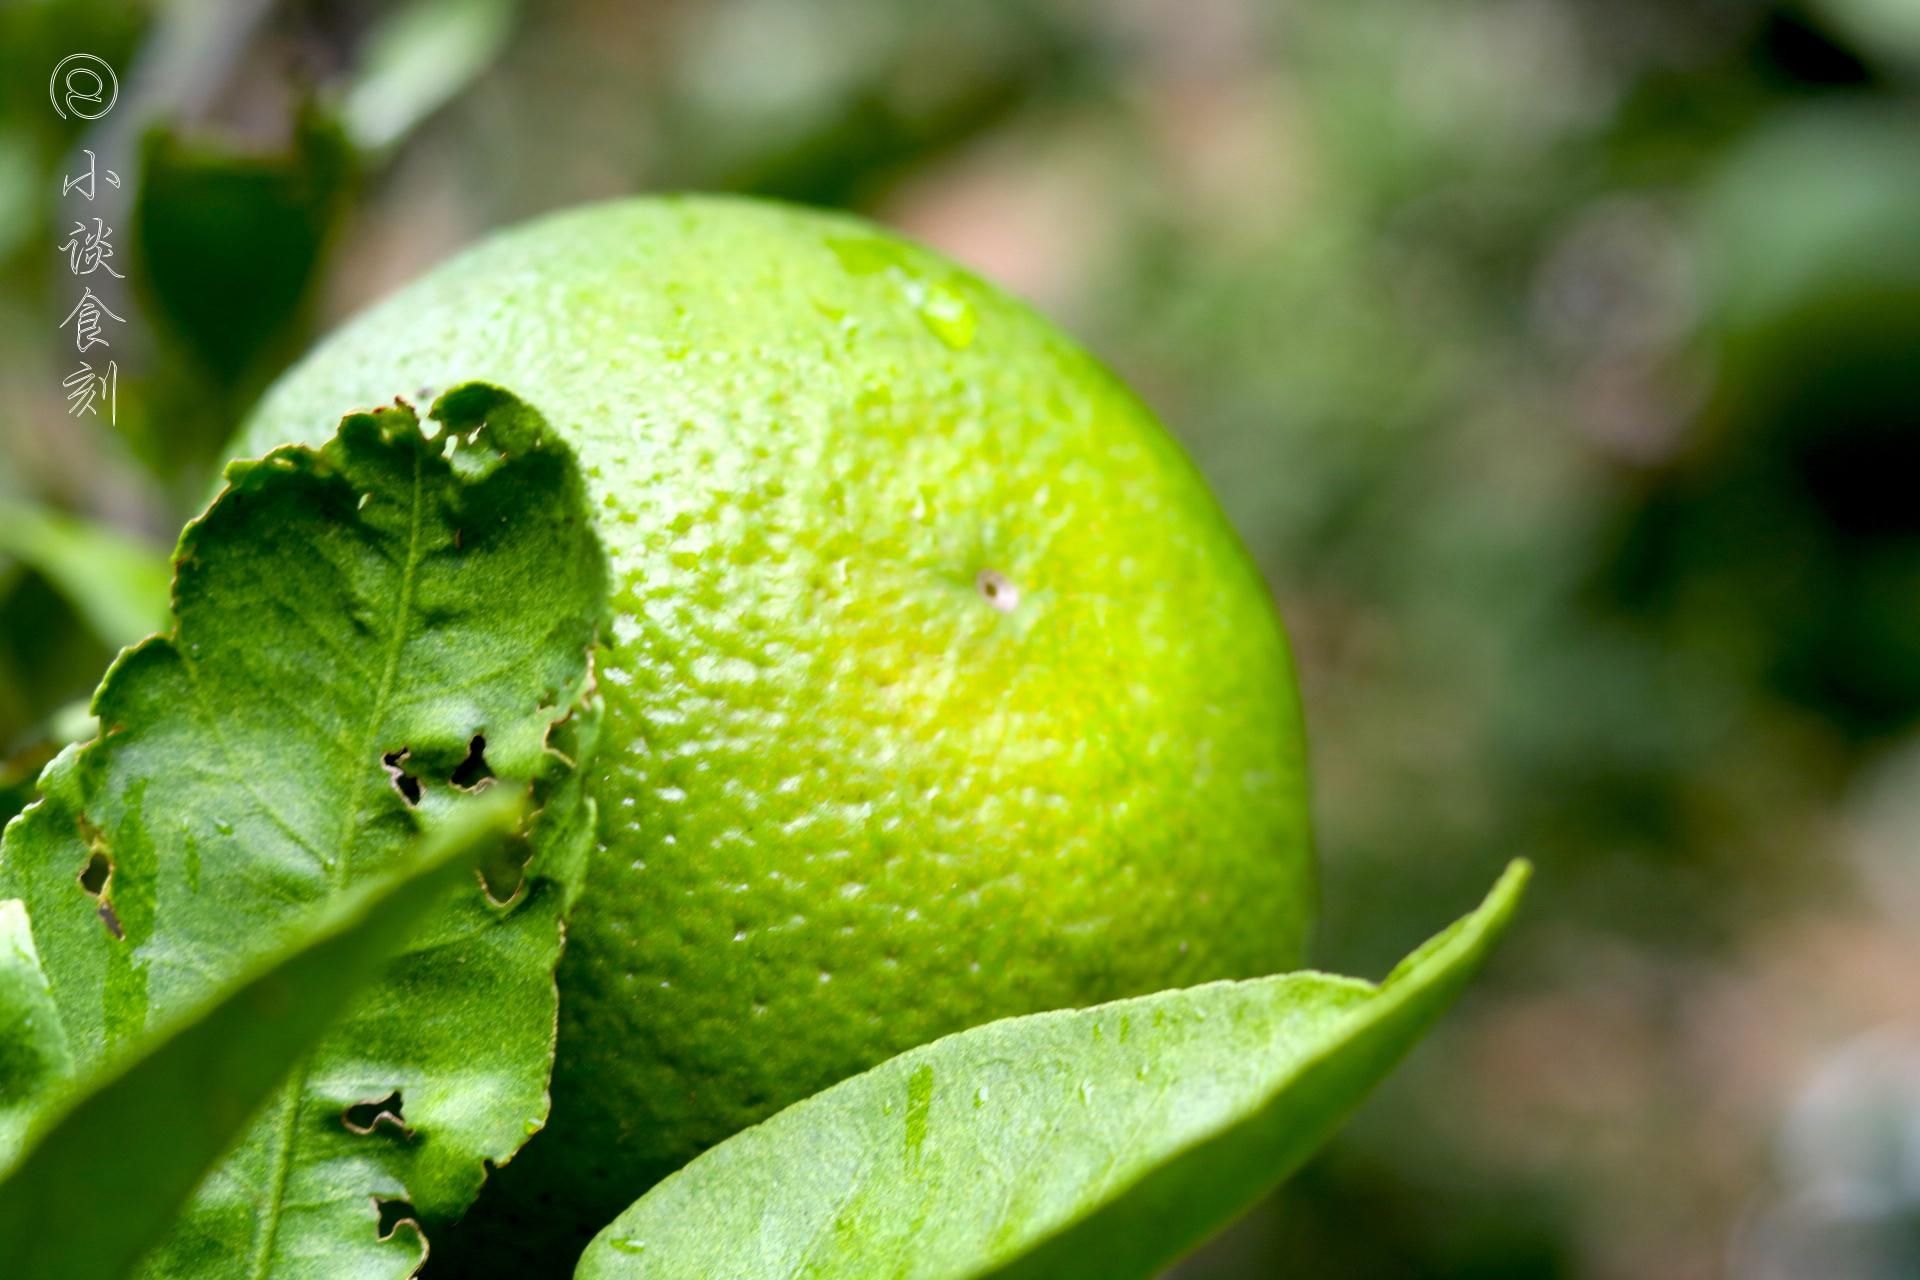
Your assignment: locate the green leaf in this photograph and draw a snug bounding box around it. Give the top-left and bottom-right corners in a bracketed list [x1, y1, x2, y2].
[576, 862, 1529, 1280]
[0, 502, 170, 650]
[0, 795, 519, 1280]
[1815, 0, 1920, 66]
[135, 108, 357, 393]
[0, 382, 608, 1276]
[342, 0, 518, 153]
[0, 898, 73, 1160]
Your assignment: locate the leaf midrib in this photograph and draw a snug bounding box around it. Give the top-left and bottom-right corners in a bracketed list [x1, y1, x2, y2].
[245, 447, 428, 1280]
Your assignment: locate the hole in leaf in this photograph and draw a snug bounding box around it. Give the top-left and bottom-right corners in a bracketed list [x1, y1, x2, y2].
[342, 1090, 411, 1138]
[450, 734, 492, 790]
[78, 851, 110, 896]
[374, 1197, 420, 1244]
[76, 850, 124, 940]
[477, 829, 534, 907]
[382, 750, 422, 806]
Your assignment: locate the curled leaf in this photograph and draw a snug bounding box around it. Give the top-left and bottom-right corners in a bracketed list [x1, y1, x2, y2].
[0, 383, 607, 1276]
[576, 863, 1529, 1280]
[0, 795, 521, 1280]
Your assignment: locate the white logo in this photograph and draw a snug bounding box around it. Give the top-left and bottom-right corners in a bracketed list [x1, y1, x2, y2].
[49, 54, 118, 122]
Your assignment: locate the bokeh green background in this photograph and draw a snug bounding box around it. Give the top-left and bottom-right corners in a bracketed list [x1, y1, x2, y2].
[3, 2, 1918, 1276]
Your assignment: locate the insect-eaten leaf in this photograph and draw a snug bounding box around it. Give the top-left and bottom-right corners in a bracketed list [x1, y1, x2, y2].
[575, 863, 1530, 1280]
[0, 382, 608, 1278]
[0, 797, 520, 1280]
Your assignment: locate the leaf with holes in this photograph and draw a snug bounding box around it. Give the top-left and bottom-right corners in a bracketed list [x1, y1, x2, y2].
[0, 795, 519, 1280]
[0, 383, 608, 1276]
[574, 863, 1528, 1280]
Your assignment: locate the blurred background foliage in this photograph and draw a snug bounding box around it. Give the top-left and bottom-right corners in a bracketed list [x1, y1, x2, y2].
[2, 0, 1918, 1275]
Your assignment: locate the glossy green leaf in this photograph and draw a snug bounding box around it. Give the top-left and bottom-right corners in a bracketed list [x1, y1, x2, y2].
[0, 502, 169, 650]
[0, 898, 73, 1159]
[0, 382, 608, 1276]
[577, 862, 1528, 1280]
[0, 796, 518, 1280]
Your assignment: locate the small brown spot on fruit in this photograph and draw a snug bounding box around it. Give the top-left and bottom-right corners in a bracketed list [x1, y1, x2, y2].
[975, 568, 1019, 612]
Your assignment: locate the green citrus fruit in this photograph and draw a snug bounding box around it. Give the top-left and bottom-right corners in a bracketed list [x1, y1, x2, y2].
[236, 196, 1314, 1267]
